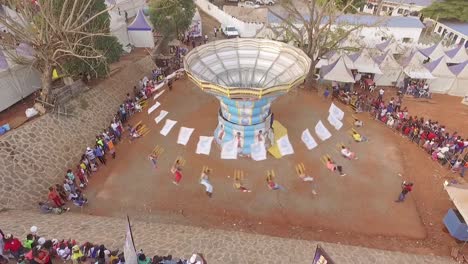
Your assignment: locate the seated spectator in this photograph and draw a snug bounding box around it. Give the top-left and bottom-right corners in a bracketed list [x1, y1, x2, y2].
[38, 202, 68, 214]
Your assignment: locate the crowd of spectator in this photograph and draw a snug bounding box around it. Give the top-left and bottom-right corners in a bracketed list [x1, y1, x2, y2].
[332, 82, 468, 177]
[0, 227, 206, 264]
[40, 68, 178, 214]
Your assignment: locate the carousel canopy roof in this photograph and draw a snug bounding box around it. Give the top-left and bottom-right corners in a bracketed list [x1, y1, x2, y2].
[184, 38, 311, 98]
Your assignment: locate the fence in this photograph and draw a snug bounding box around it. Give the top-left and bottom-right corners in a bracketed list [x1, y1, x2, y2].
[194, 0, 264, 38]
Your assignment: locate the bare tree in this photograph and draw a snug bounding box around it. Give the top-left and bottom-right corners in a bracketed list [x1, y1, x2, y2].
[268, 0, 378, 89]
[0, 0, 114, 104]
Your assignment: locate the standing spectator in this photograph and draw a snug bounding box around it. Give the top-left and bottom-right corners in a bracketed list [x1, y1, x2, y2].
[94, 145, 106, 165]
[48, 187, 65, 208]
[119, 105, 127, 123]
[55, 183, 68, 201]
[0, 229, 5, 258]
[378, 88, 384, 101]
[204, 34, 208, 44]
[85, 147, 97, 166]
[395, 181, 413, 202]
[213, 27, 217, 37]
[191, 40, 196, 48]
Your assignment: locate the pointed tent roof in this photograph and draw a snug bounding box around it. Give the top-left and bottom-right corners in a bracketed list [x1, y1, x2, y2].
[329, 52, 355, 69]
[445, 46, 468, 64]
[349, 49, 382, 74]
[419, 42, 446, 60]
[127, 9, 152, 31]
[424, 56, 455, 77]
[375, 39, 405, 54]
[449, 61, 468, 77]
[375, 50, 401, 70]
[402, 51, 434, 79]
[320, 56, 355, 83]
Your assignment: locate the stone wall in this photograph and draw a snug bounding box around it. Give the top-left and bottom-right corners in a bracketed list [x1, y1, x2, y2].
[0, 56, 154, 209]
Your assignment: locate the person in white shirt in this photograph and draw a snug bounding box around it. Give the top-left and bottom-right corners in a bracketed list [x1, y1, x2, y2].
[200, 169, 213, 198]
[378, 88, 384, 101]
[437, 144, 450, 159]
[341, 146, 357, 160]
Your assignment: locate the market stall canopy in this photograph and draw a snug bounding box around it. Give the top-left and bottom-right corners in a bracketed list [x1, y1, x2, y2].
[320, 56, 355, 83]
[127, 9, 154, 48]
[419, 42, 447, 61]
[445, 184, 468, 222]
[425, 56, 455, 93]
[401, 51, 434, 79]
[373, 50, 402, 86]
[329, 52, 355, 70]
[375, 39, 405, 55]
[448, 61, 468, 96]
[349, 49, 383, 74]
[445, 46, 468, 64]
[127, 9, 152, 31]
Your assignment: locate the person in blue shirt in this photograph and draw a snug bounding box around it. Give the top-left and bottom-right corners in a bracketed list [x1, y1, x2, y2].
[94, 145, 106, 165]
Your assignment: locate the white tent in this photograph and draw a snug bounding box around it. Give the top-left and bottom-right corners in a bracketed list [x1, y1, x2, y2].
[109, 11, 131, 51]
[400, 51, 434, 80]
[425, 56, 456, 94]
[349, 49, 382, 74]
[320, 56, 355, 83]
[448, 61, 468, 97]
[374, 51, 402, 86]
[0, 50, 41, 112]
[419, 42, 447, 61]
[375, 39, 405, 55]
[127, 9, 154, 48]
[329, 52, 355, 70]
[445, 184, 468, 223]
[187, 8, 202, 38]
[445, 46, 468, 64]
[105, 0, 146, 18]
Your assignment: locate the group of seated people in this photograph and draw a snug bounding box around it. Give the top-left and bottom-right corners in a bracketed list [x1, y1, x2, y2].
[402, 79, 431, 99]
[0, 227, 205, 264]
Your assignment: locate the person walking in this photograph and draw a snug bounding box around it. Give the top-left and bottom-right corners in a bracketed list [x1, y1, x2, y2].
[395, 181, 413, 202]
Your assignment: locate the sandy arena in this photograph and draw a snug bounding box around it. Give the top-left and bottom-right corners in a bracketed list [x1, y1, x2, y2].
[77, 75, 468, 257]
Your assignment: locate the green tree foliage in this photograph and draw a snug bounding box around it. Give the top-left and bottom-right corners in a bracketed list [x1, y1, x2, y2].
[61, 0, 123, 78]
[149, 0, 196, 39]
[422, 0, 468, 22]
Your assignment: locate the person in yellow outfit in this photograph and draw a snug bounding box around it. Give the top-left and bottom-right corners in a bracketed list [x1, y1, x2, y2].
[352, 131, 368, 142]
[71, 245, 84, 264]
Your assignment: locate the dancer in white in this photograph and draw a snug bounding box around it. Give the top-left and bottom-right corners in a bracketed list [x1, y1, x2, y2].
[341, 145, 357, 160]
[200, 168, 213, 198]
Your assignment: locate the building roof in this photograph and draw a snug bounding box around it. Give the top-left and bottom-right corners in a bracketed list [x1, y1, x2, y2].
[440, 21, 468, 36]
[223, 6, 268, 23]
[449, 61, 468, 76]
[383, 0, 437, 7]
[267, 12, 424, 29]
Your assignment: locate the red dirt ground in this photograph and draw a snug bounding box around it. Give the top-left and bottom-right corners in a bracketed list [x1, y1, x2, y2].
[79, 76, 468, 257]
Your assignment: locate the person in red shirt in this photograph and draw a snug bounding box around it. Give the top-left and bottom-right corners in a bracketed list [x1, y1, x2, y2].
[3, 234, 23, 259]
[395, 181, 413, 202]
[48, 186, 65, 208]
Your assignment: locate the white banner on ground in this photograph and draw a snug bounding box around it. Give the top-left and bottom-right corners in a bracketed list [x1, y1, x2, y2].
[196, 136, 214, 155]
[315, 121, 332, 141]
[277, 135, 294, 156]
[301, 129, 318, 150]
[329, 103, 344, 121]
[177, 127, 194, 146]
[147, 102, 161, 114]
[221, 139, 238, 159]
[251, 142, 267, 161]
[154, 110, 169, 124]
[327, 113, 343, 130]
[160, 119, 177, 136]
[153, 90, 165, 100]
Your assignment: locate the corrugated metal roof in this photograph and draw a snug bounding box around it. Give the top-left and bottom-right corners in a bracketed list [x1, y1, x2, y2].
[267, 12, 425, 29]
[384, 0, 437, 7]
[441, 22, 468, 36]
